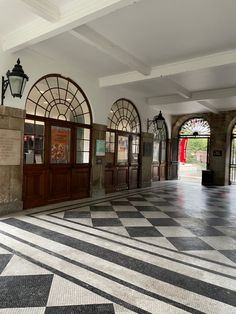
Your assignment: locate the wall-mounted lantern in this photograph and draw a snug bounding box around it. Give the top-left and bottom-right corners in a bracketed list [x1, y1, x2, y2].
[1, 58, 29, 106]
[147, 111, 165, 132]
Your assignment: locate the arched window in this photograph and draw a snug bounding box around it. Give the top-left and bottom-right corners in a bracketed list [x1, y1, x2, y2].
[26, 74, 91, 124]
[105, 99, 141, 192]
[107, 99, 141, 133]
[179, 118, 210, 137]
[24, 74, 92, 165]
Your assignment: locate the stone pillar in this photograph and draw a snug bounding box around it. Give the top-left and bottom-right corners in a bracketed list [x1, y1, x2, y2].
[0, 106, 25, 215]
[208, 114, 227, 185]
[140, 132, 153, 188]
[91, 123, 107, 197]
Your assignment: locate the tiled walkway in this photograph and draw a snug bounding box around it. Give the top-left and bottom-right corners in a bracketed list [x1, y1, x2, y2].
[0, 181, 236, 313]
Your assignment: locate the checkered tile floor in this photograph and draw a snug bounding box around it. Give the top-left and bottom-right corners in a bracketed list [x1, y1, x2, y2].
[0, 181, 235, 313]
[53, 183, 236, 263]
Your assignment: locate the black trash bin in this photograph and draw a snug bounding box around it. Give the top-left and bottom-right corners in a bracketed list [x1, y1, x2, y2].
[202, 170, 214, 186]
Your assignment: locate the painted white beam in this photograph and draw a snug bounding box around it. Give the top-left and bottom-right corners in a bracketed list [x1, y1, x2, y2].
[20, 0, 60, 22]
[161, 77, 191, 99]
[148, 86, 236, 106]
[3, 0, 140, 52]
[197, 101, 219, 114]
[69, 26, 151, 75]
[99, 49, 236, 87]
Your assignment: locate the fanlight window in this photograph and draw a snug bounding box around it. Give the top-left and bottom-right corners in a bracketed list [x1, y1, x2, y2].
[179, 118, 210, 137]
[26, 74, 91, 124]
[107, 99, 141, 133]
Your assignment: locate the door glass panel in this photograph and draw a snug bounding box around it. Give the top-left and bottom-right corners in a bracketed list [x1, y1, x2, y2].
[117, 135, 129, 163]
[153, 141, 160, 162]
[24, 120, 45, 164]
[76, 127, 90, 164]
[131, 135, 139, 163]
[161, 141, 166, 162]
[51, 126, 71, 164]
[105, 131, 115, 165]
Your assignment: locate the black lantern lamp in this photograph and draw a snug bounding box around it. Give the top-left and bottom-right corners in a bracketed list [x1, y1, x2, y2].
[147, 111, 165, 132]
[1, 58, 29, 106]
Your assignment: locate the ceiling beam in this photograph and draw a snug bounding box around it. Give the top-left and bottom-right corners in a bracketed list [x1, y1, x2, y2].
[20, 0, 60, 22]
[161, 77, 191, 99]
[69, 26, 151, 75]
[2, 0, 140, 52]
[99, 49, 236, 87]
[148, 86, 236, 106]
[197, 101, 219, 114]
[160, 79, 218, 113]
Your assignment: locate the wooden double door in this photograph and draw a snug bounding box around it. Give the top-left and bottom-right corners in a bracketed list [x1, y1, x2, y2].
[105, 132, 140, 193]
[152, 139, 167, 181]
[23, 117, 91, 208]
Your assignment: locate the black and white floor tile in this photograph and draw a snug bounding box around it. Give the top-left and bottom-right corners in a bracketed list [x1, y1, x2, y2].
[0, 181, 236, 313]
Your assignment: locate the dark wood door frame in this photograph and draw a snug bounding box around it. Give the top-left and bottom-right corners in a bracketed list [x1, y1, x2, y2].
[23, 116, 91, 208]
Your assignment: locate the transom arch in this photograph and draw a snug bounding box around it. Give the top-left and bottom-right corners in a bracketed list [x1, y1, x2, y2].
[25, 73, 92, 125]
[179, 117, 211, 137]
[107, 98, 141, 133]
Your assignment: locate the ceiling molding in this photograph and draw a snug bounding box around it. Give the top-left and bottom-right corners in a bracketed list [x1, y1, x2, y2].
[20, 0, 60, 22]
[69, 26, 151, 75]
[2, 0, 140, 52]
[148, 86, 236, 106]
[99, 49, 236, 87]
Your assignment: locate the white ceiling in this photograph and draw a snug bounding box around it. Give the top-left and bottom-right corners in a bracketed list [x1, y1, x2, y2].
[1, 0, 236, 115]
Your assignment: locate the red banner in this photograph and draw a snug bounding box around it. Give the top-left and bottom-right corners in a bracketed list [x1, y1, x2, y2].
[179, 138, 188, 163]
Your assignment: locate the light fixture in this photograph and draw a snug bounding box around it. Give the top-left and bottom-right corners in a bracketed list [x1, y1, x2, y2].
[1, 58, 29, 106]
[147, 111, 165, 132]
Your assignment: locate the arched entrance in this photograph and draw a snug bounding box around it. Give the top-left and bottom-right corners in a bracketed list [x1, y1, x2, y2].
[104, 99, 141, 193]
[178, 118, 210, 182]
[23, 74, 92, 208]
[152, 121, 168, 181]
[230, 124, 236, 184]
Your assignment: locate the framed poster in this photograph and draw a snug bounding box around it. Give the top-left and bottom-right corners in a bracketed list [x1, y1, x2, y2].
[51, 126, 71, 163]
[96, 139, 106, 156]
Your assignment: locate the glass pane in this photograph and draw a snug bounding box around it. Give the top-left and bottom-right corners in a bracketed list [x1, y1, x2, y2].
[76, 151, 89, 163]
[49, 106, 60, 120]
[24, 120, 34, 134]
[161, 141, 166, 162]
[77, 140, 90, 151]
[24, 149, 34, 164]
[117, 135, 128, 163]
[77, 128, 90, 140]
[83, 128, 90, 140]
[25, 100, 36, 115]
[35, 121, 44, 136]
[51, 126, 70, 164]
[35, 105, 45, 117]
[153, 141, 160, 162]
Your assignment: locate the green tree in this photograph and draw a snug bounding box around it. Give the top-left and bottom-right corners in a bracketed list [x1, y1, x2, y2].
[185, 138, 208, 163]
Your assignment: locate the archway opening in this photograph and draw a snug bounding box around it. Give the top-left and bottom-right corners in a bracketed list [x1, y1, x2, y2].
[178, 118, 210, 182]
